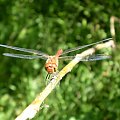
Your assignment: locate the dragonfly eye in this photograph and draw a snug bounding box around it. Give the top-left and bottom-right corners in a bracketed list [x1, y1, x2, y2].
[54, 67, 57, 72]
[45, 65, 53, 70]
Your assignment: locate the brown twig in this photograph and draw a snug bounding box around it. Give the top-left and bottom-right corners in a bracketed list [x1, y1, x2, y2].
[15, 39, 115, 120]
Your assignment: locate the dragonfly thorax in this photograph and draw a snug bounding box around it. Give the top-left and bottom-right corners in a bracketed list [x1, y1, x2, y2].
[45, 56, 58, 74]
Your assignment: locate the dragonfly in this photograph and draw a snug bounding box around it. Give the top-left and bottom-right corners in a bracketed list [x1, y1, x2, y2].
[0, 38, 111, 75]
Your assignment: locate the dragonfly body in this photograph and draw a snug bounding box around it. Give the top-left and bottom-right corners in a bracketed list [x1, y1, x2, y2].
[0, 38, 112, 74]
[45, 49, 63, 74]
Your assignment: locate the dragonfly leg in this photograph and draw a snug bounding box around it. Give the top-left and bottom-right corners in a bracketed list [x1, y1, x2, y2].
[51, 71, 61, 87]
[45, 74, 51, 86]
[45, 71, 60, 88]
[45, 73, 58, 86]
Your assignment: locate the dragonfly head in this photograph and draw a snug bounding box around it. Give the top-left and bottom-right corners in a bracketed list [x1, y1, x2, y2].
[45, 56, 58, 74]
[45, 64, 57, 74]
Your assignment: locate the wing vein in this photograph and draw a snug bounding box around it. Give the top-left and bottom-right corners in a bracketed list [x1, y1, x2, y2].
[0, 44, 48, 56]
[3, 53, 47, 60]
[61, 38, 112, 55]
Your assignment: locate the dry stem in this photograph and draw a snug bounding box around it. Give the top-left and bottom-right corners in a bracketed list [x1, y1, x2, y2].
[15, 39, 115, 120]
[110, 16, 120, 39]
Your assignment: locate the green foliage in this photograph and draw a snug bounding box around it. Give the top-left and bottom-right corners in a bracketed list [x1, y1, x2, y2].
[0, 0, 120, 120]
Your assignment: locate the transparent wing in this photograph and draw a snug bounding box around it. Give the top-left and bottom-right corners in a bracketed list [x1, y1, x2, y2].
[59, 54, 111, 61]
[61, 38, 112, 55]
[0, 44, 49, 56]
[81, 54, 111, 61]
[59, 56, 75, 60]
[3, 53, 47, 60]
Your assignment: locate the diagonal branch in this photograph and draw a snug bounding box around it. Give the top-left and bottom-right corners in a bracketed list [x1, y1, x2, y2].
[15, 39, 115, 120]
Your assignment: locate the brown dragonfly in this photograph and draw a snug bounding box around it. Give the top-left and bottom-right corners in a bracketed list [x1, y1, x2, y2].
[0, 38, 111, 74]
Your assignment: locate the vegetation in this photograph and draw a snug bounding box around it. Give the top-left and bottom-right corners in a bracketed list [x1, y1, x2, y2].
[0, 0, 120, 120]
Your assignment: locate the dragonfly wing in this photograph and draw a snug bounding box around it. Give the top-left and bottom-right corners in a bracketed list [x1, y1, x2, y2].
[61, 38, 112, 55]
[59, 56, 75, 60]
[0, 44, 49, 56]
[79, 54, 111, 61]
[59, 54, 111, 61]
[3, 53, 48, 60]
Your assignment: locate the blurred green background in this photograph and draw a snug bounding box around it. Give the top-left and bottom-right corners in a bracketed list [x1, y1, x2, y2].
[0, 0, 120, 120]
